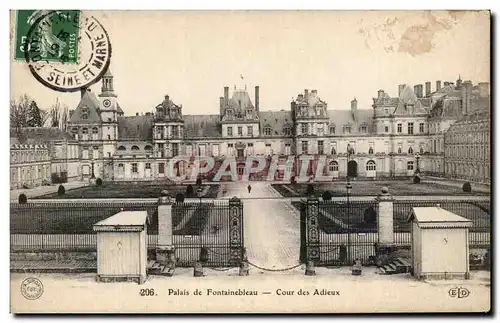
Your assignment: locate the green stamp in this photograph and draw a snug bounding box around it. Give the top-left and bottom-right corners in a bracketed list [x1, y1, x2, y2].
[14, 10, 81, 64]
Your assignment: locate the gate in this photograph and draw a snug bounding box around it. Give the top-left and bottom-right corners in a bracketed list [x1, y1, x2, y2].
[173, 197, 244, 267]
[303, 198, 378, 266]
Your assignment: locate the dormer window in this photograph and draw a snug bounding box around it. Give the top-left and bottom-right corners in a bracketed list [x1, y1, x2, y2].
[283, 126, 291, 136]
[329, 126, 336, 134]
[360, 125, 367, 133]
[264, 125, 272, 136]
[81, 108, 89, 120]
[344, 126, 351, 134]
[246, 109, 252, 119]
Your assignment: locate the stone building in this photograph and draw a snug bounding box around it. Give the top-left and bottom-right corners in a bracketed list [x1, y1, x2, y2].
[10, 128, 79, 189]
[57, 69, 492, 183]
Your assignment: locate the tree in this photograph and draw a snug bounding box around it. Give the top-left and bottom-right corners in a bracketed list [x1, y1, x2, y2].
[49, 98, 69, 130]
[10, 95, 31, 128]
[27, 100, 43, 127]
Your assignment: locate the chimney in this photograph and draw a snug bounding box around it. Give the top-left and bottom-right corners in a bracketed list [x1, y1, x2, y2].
[224, 86, 229, 107]
[304, 89, 309, 100]
[164, 95, 169, 104]
[478, 82, 490, 97]
[398, 84, 405, 97]
[351, 98, 357, 120]
[377, 89, 384, 99]
[80, 87, 87, 99]
[414, 84, 423, 98]
[255, 86, 260, 112]
[425, 82, 431, 96]
[436, 80, 442, 91]
[136, 112, 139, 116]
[461, 81, 473, 114]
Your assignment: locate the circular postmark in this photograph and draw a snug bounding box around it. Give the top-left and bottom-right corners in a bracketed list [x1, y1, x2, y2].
[23, 10, 112, 92]
[21, 277, 44, 300]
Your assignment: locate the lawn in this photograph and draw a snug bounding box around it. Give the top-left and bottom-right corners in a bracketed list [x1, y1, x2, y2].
[32, 183, 220, 199]
[272, 180, 489, 198]
[291, 200, 490, 234]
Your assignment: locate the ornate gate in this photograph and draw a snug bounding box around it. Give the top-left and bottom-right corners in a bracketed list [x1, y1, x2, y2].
[303, 198, 379, 266]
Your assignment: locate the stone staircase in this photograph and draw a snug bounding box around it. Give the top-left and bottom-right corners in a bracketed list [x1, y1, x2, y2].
[147, 260, 174, 277]
[378, 257, 412, 275]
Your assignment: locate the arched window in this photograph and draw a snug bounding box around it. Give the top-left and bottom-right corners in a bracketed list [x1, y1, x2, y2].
[117, 146, 126, 151]
[368, 147, 374, 154]
[329, 126, 336, 134]
[264, 125, 272, 136]
[144, 145, 153, 150]
[331, 147, 337, 155]
[366, 160, 376, 171]
[131, 145, 140, 151]
[82, 128, 88, 134]
[408, 147, 414, 154]
[397, 147, 402, 154]
[92, 127, 99, 134]
[328, 161, 339, 172]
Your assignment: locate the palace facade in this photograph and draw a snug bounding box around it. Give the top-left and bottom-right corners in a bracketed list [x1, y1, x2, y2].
[10, 69, 491, 188]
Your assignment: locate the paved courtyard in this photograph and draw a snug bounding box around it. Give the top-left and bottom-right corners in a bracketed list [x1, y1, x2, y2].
[221, 182, 301, 270]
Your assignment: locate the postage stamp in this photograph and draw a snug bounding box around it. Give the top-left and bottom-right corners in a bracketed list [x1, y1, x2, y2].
[14, 10, 81, 64]
[16, 10, 112, 92]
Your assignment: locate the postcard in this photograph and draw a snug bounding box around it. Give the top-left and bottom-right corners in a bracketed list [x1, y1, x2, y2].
[9, 10, 491, 313]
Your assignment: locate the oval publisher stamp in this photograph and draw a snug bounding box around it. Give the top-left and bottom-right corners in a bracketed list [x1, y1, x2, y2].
[18, 10, 112, 92]
[21, 278, 44, 300]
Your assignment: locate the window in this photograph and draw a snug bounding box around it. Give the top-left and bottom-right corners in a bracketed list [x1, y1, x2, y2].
[368, 147, 374, 154]
[131, 145, 140, 151]
[247, 143, 253, 147]
[301, 141, 308, 154]
[92, 127, 99, 134]
[366, 160, 376, 171]
[283, 126, 291, 136]
[408, 146, 413, 154]
[385, 126, 389, 133]
[407, 161, 414, 170]
[172, 143, 179, 157]
[117, 145, 126, 151]
[397, 124, 402, 133]
[145, 163, 151, 169]
[159, 163, 165, 174]
[419, 123, 425, 133]
[285, 143, 291, 155]
[265, 143, 272, 155]
[361, 125, 367, 133]
[301, 123, 308, 135]
[186, 145, 193, 156]
[328, 161, 339, 172]
[344, 126, 351, 134]
[172, 126, 180, 138]
[246, 109, 252, 119]
[318, 141, 324, 154]
[398, 147, 402, 154]
[81, 109, 88, 120]
[238, 126, 243, 136]
[264, 126, 272, 136]
[408, 123, 414, 135]
[384, 108, 389, 115]
[247, 126, 253, 136]
[317, 124, 324, 136]
[132, 163, 138, 173]
[227, 126, 233, 136]
[420, 146, 424, 154]
[329, 126, 336, 134]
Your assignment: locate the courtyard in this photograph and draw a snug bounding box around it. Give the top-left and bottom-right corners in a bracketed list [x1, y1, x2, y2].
[271, 179, 490, 198]
[31, 182, 221, 199]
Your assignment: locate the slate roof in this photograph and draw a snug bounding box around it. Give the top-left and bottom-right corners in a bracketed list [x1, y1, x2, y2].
[69, 90, 102, 124]
[327, 109, 374, 134]
[183, 115, 221, 138]
[393, 85, 428, 115]
[259, 110, 293, 136]
[117, 115, 153, 140]
[10, 127, 74, 145]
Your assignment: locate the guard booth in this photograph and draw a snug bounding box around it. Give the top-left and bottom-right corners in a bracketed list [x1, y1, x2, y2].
[93, 211, 149, 284]
[407, 207, 473, 280]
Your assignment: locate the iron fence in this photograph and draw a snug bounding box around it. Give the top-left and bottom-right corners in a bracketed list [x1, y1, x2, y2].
[171, 200, 243, 267]
[10, 201, 158, 250]
[393, 200, 491, 247]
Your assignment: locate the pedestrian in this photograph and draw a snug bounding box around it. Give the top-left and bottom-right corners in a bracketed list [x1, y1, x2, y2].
[247, 184, 251, 193]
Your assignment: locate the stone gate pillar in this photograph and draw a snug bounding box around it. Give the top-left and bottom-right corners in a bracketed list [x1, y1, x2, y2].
[156, 196, 175, 264]
[375, 187, 394, 245]
[375, 187, 395, 265]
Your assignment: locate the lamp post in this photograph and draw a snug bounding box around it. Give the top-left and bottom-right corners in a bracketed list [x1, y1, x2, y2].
[414, 153, 421, 175]
[346, 144, 354, 264]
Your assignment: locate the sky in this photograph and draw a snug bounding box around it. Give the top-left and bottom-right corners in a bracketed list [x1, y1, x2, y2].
[10, 10, 490, 116]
